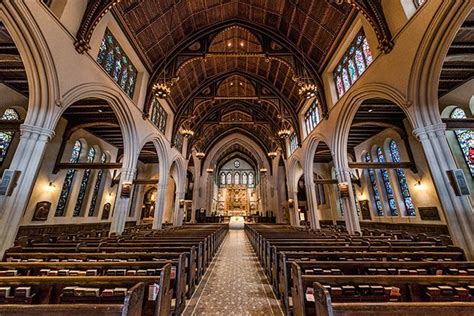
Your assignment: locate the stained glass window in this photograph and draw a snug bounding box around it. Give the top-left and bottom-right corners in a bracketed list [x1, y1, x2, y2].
[0, 108, 19, 164]
[55, 140, 82, 216]
[97, 29, 137, 98]
[352, 183, 361, 216]
[221, 173, 226, 185]
[376, 146, 398, 216]
[88, 153, 107, 216]
[226, 173, 232, 184]
[333, 30, 373, 98]
[304, 99, 321, 136]
[242, 173, 248, 185]
[450, 108, 474, 177]
[149, 98, 168, 134]
[73, 147, 96, 217]
[289, 133, 299, 155]
[248, 173, 254, 185]
[234, 173, 240, 185]
[389, 140, 416, 216]
[365, 152, 384, 216]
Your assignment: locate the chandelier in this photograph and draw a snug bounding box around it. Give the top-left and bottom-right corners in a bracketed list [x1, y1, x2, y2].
[278, 129, 291, 138]
[180, 129, 194, 138]
[195, 152, 205, 159]
[298, 82, 318, 99]
[267, 151, 278, 159]
[153, 82, 171, 99]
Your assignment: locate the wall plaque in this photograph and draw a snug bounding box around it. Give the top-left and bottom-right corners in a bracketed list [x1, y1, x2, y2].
[419, 207, 441, 221]
[447, 169, 470, 196]
[338, 182, 350, 198]
[32, 201, 51, 221]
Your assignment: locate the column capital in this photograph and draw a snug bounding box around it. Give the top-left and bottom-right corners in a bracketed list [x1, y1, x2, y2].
[119, 167, 136, 181]
[335, 167, 354, 181]
[413, 123, 446, 141]
[20, 124, 55, 141]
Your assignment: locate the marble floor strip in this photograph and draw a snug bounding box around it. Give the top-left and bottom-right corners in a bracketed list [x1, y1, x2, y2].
[183, 228, 284, 316]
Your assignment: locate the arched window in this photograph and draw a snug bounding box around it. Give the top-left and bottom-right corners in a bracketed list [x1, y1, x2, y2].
[242, 172, 248, 185]
[376, 146, 398, 216]
[55, 140, 82, 216]
[234, 172, 240, 185]
[220, 172, 226, 185]
[0, 108, 19, 164]
[450, 108, 474, 177]
[226, 173, 232, 184]
[389, 140, 416, 216]
[334, 30, 373, 98]
[73, 147, 96, 217]
[364, 152, 384, 216]
[304, 99, 321, 136]
[97, 29, 137, 97]
[149, 98, 168, 133]
[88, 153, 107, 216]
[248, 173, 254, 185]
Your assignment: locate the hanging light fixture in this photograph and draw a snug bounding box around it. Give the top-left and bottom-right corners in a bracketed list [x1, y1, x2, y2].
[298, 83, 318, 99]
[268, 151, 278, 159]
[153, 82, 171, 99]
[278, 129, 291, 138]
[152, 2, 176, 99]
[180, 129, 194, 138]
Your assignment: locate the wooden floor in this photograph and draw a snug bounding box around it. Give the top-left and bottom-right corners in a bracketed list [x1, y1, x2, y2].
[183, 228, 283, 316]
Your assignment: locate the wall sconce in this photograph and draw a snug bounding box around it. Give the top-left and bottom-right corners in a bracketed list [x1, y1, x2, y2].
[120, 183, 132, 198]
[338, 182, 350, 198]
[288, 199, 294, 208]
[260, 168, 267, 173]
[206, 168, 214, 173]
[45, 181, 56, 193]
[179, 199, 185, 208]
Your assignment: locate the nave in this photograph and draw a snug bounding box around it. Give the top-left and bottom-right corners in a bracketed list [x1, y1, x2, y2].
[0, 0, 473, 315]
[184, 228, 282, 316]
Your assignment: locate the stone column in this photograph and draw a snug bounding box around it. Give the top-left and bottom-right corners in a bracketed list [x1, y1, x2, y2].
[0, 124, 54, 257]
[173, 190, 185, 226]
[304, 173, 321, 230]
[414, 123, 474, 259]
[335, 167, 361, 234]
[153, 182, 168, 229]
[109, 167, 136, 235]
[289, 190, 300, 226]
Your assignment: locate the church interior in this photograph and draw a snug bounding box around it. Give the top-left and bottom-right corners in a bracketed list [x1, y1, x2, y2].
[0, 0, 473, 315]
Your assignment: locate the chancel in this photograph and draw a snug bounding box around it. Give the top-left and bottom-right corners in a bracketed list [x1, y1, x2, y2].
[0, 0, 473, 315]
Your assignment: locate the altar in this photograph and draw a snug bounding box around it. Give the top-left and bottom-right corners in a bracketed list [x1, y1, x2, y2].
[229, 216, 245, 229]
[225, 185, 249, 216]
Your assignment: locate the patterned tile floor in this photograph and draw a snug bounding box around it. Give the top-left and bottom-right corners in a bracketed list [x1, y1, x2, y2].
[183, 228, 284, 316]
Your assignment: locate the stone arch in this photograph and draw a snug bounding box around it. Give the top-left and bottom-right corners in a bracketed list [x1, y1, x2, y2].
[59, 83, 139, 171]
[407, 0, 471, 127]
[332, 83, 413, 172]
[302, 133, 334, 229]
[0, 2, 60, 128]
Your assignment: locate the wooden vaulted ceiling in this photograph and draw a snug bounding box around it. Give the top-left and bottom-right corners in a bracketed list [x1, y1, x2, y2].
[117, 0, 353, 70]
[0, 22, 28, 96]
[114, 0, 355, 153]
[439, 10, 474, 96]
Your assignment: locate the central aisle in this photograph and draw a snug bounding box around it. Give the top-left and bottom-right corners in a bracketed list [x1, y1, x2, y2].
[183, 228, 284, 316]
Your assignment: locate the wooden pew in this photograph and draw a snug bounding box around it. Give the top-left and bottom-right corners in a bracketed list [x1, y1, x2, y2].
[277, 260, 474, 315]
[291, 264, 474, 316]
[0, 264, 172, 316]
[3, 251, 197, 300]
[0, 256, 187, 315]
